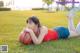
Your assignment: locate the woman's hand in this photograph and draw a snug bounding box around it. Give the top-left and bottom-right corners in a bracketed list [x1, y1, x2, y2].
[25, 28, 33, 33]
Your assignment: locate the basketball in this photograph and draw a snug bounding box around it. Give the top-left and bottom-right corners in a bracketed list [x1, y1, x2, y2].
[19, 31, 32, 45]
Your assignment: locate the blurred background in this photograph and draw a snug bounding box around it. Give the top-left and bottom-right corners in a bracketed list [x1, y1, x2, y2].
[0, 0, 80, 11]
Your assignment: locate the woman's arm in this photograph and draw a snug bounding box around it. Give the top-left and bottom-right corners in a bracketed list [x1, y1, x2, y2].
[26, 26, 48, 45]
[19, 28, 25, 35]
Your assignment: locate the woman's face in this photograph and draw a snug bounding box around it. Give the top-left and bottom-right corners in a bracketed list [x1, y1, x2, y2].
[27, 20, 37, 30]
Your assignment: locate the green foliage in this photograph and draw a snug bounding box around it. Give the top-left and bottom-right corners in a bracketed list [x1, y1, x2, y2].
[43, 0, 53, 5]
[32, 8, 47, 10]
[0, 8, 11, 11]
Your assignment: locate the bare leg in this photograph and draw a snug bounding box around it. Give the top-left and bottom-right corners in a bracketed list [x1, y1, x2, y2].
[68, 17, 76, 32]
[76, 22, 80, 34]
[67, 16, 79, 38]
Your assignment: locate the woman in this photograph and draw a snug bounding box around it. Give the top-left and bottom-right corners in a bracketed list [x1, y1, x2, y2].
[19, 15, 80, 45]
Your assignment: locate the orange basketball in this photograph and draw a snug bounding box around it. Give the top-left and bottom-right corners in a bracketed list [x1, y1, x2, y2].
[19, 31, 32, 45]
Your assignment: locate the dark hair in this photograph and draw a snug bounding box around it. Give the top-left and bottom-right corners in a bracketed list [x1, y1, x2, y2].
[26, 16, 41, 28]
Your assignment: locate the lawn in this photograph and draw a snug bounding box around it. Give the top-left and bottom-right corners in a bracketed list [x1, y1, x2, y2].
[0, 10, 80, 53]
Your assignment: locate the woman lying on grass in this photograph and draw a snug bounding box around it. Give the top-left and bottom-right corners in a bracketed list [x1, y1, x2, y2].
[19, 15, 80, 45]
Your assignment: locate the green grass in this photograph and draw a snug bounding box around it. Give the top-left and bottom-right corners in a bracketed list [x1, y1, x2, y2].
[0, 10, 80, 53]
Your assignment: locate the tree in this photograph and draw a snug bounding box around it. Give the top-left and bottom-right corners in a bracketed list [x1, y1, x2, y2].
[59, 0, 66, 11]
[56, 0, 66, 11]
[43, 0, 53, 12]
[0, 1, 4, 7]
[72, 0, 75, 8]
[60, 0, 65, 6]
